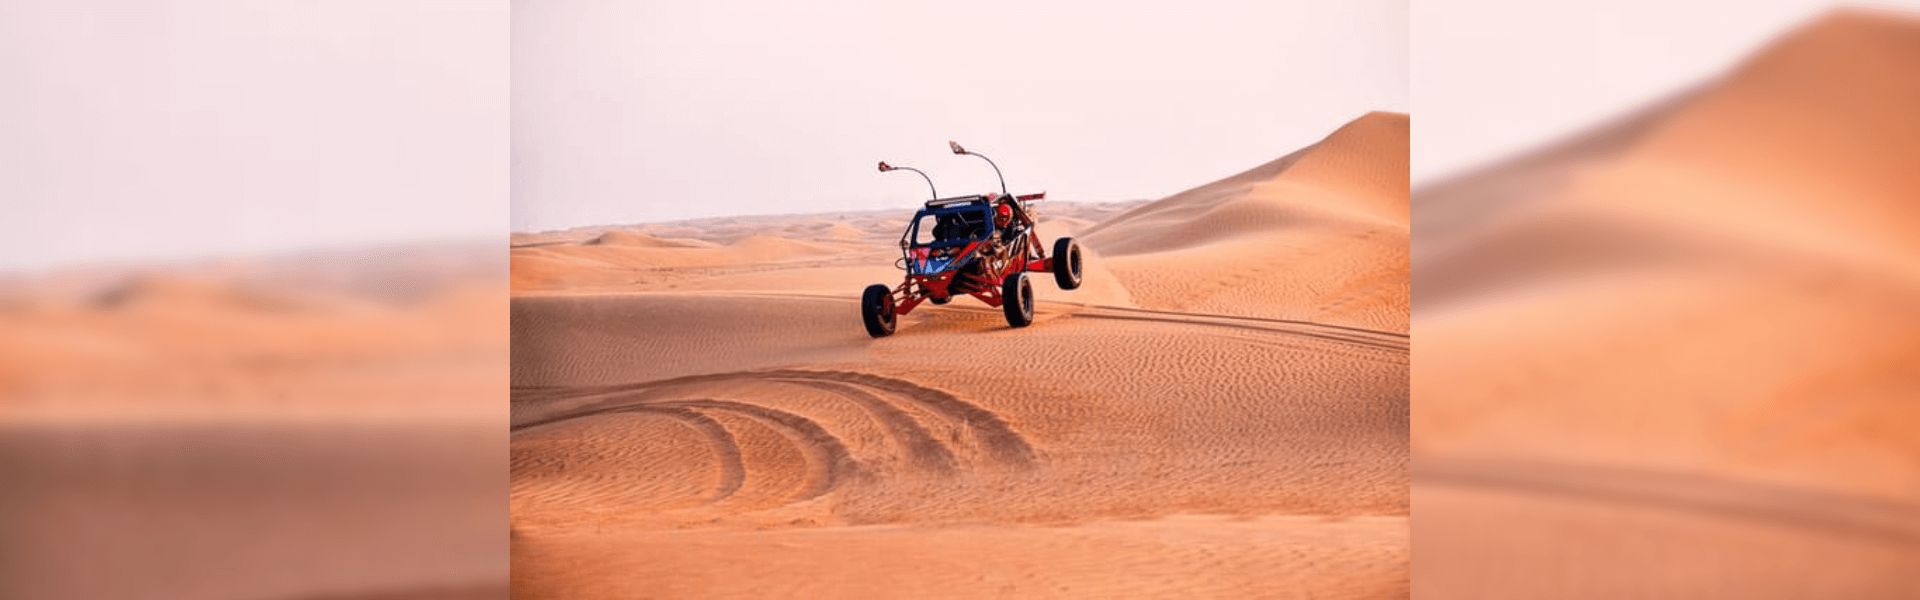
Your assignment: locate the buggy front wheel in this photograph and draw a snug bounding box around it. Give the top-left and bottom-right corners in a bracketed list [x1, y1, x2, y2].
[1002, 272, 1034, 328]
[861, 284, 897, 337]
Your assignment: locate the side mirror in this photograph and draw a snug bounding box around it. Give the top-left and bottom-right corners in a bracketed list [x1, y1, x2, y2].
[877, 161, 939, 199]
[948, 141, 966, 155]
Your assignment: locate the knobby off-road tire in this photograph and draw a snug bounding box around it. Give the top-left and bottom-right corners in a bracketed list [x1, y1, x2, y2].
[862, 284, 897, 337]
[1051, 237, 1083, 290]
[1002, 272, 1034, 328]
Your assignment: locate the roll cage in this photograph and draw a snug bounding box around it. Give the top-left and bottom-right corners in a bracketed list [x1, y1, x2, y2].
[901, 197, 998, 250]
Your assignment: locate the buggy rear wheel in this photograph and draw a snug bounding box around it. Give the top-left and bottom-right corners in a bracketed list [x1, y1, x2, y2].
[861, 284, 897, 337]
[1051, 237, 1083, 290]
[1002, 272, 1034, 328]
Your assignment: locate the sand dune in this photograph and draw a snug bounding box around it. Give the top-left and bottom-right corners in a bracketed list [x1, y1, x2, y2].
[586, 230, 717, 248]
[1085, 112, 1409, 331]
[1413, 8, 1920, 598]
[511, 114, 1410, 597]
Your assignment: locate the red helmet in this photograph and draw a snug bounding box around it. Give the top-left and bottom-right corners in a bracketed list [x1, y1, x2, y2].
[995, 202, 1013, 223]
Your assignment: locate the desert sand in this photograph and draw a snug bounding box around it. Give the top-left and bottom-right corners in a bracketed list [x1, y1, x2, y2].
[0, 245, 507, 600]
[510, 112, 1410, 598]
[1413, 8, 1920, 598]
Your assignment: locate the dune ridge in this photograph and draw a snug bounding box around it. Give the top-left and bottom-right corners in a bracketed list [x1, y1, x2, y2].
[1083, 111, 1409, 331]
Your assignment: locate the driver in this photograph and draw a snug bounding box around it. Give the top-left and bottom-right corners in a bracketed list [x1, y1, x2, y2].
[992, 202, 1016, 245]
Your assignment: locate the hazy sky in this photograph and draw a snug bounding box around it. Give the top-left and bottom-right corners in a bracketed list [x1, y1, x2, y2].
[17, 2, 1905, 269]
[512, 1, 1409, 232]
[1, 1, 504, 274]
[1413, 0, 1920, 185]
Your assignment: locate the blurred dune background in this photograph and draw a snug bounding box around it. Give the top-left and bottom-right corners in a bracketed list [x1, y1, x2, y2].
[0, 247, 507, 600]
[0, 2, 506, 599]
[1414, 6, 1920, 597]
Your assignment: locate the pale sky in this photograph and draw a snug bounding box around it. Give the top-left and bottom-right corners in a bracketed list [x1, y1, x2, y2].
[1413, 0, 1920, 186]
[16, 2, 1900, 268]
[0, 1, 505, 274]
[512, 1, 1409, 232]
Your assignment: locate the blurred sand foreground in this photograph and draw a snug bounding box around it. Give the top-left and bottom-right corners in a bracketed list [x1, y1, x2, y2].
[0, 246, 506, 600]
[511, 113, 1410, 597]
[1413, 8, 1920, 598]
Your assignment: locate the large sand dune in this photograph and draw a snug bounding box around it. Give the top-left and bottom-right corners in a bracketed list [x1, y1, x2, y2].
[1413, 8, 1920, 598]
[1086, 112, 1409, 331]
[511, 113, 1410, 598]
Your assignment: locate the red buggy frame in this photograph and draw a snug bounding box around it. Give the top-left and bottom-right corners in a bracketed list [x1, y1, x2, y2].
[861, 142, 1083, 337]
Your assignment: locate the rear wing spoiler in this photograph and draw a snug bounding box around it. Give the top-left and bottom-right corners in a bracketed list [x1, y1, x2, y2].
[928, 192, 1042, 208]
[924, 195, 990, 209]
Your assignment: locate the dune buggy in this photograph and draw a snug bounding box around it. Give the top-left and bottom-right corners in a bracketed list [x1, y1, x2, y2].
[860, 141, 1083, 337]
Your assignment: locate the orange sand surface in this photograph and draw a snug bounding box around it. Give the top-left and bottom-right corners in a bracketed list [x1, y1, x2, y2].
[1413, 9, 1920, 598]
[511, 113, 1410, 598]
[0, 246, 506, 600]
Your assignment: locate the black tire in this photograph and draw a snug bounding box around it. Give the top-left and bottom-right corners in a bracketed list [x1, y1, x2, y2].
[1002, 272, 1034, 328]
[861, 284, 897, 337]
[930, 295, 950, 305]
[1051, 237, 1083, 290]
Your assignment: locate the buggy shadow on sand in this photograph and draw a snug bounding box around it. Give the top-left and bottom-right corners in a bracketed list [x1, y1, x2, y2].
[861, 141, 1083, 337]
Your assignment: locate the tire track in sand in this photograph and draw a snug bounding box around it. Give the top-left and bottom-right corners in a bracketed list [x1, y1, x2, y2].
[772, 370, 1036, 467]
[1051, 303, 1408, 352]
[510, 370, 1034, 513]
[639, 406, 746, 504]
[768, 379, 959, 474]
[514, 369, 1036, 468]
[672, 290, 1409, 353]
[514, 399, 851, 504]
[653, 399, 856, 503]
[511, 405, 746, 506]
